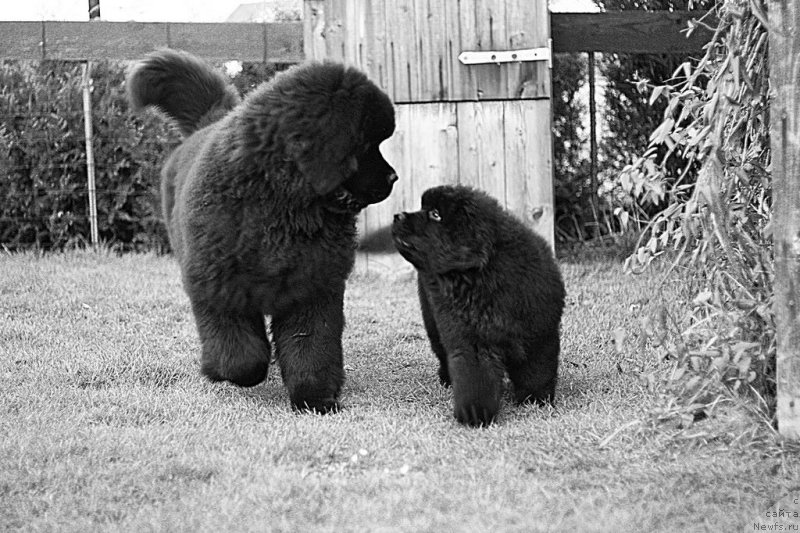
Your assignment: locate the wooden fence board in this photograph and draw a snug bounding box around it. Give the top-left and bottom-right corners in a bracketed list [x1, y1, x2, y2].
[303, 1, 326, 61]
[504, 99, 554, 244]
[475, 0, 505, 99]
[2, 22, 44, 60]
[771, 0, 800, 439]
[0, 12, 713, 63]
[551, 11, 715, 53]
[322, 0, 346, 62]
[344, 1, 359, 63]
[167, 23, 266, 62]
[414, 0, 432, 100]
[365, 0, 390, 95]
[387, 0, 416, 102]
[457, 1, 481, 101]
[507, 0, 550, 98]
[43, 21, 167, 60]
[0, 21, 302, 62]
[443, 0, 463, 102]
[457, 102, 507, 204]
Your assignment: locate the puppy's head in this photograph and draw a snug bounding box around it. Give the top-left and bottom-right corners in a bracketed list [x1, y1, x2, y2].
[243, 61, 397, 211]
[392, 185, 497, 273]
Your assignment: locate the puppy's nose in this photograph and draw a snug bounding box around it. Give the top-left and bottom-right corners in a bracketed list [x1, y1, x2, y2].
[387, 173, 399, 184]
[393, 212, 406, 223]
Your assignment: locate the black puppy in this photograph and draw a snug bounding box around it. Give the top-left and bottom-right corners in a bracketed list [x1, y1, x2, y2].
[127, 50, 397, 413]
[392, 185, 565, 426]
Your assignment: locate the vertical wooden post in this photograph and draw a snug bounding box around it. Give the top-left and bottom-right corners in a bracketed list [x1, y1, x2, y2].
[303, 0, 327, 61]
[771, 0, 800, 439]
[81, 61, 99, 247]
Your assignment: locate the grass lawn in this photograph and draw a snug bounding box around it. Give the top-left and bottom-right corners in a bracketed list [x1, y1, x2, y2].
[1, 250, 798, 532]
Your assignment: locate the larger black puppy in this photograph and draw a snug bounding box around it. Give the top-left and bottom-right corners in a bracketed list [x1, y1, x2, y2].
[392, 185, 565, 426]
[127, 49, 397, 412]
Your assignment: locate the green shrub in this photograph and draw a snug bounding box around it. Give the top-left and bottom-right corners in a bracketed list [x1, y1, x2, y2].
[620, 0, 775, 427]
[597, 0, 715, 238]
[0, 60, 177, 252]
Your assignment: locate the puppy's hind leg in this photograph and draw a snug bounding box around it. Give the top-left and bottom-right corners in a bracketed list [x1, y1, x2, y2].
[192, 301, 271, 387]
[508, 335, 559, 406]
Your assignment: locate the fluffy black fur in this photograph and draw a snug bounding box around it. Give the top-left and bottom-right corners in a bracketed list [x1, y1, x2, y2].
[127, 49, 397, 413]
[392, 185, 565, 426]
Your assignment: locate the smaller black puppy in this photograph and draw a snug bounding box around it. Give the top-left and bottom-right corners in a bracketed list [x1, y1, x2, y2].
[392, 185, 565, 427]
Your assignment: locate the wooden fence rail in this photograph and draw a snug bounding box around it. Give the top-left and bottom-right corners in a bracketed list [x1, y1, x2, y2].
[552, 11, 715, 53]
[0, 11, 714, 62]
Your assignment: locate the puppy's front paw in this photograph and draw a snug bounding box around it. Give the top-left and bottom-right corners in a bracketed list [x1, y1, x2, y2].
[454, 399, 498, 427]
[449, 354, 502, 427]
[290, 395, 341, 414]
[453, 381, 500, 427]
[438, 364, 452, 387]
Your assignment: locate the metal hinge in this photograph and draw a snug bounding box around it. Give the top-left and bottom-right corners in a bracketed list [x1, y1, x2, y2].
[458, 39, 552, 68]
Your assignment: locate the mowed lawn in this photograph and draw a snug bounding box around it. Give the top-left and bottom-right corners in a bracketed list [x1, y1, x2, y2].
[1, 250, 798, 532]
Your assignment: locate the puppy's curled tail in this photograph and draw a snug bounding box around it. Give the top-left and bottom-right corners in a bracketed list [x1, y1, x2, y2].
[126, 49, 241, 137]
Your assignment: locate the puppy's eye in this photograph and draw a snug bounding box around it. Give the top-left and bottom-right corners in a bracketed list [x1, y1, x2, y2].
[428, 209, 441, 222]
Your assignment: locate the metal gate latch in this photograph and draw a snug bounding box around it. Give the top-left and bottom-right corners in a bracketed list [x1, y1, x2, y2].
[458, 40, 552, 68]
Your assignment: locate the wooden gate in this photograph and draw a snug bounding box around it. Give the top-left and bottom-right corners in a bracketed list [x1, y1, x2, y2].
[303, 0, 554, 271]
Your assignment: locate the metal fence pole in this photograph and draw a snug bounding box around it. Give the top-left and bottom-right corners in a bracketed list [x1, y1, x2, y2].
[81, 61, 99, 247]
[588, 51, 599, 238]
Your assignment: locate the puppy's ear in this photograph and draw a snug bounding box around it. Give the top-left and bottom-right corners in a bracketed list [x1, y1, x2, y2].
[287, 128, 355, 195]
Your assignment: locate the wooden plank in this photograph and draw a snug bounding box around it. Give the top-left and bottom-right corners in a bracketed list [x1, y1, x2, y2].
[0, 21, 306, 62]
[455, 1, 551, 101]
[385, 0, 416, 102]
[168, 23, 266, 62]
[456, 101, 506, 202]
[443, 0, 463, 102]
[41, 22, 168, 60]
[551, 11, 716, 53]
[343, 0, 361, 65]
[455, 1, 482, 100]
[303, 0, 327, 61]
[405, 102, 460, 203]
[475, 0, 505, 98]
[771, 0, 800, 440]
[322, 0, 347, 62]
[503, 100, 554, 247]
[413, 0, 449, 101]
[506, 0, 550, 98]
[0, 22, 43, 60]
[0, 13, 713, 63]
[364, 0, 390, 91]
